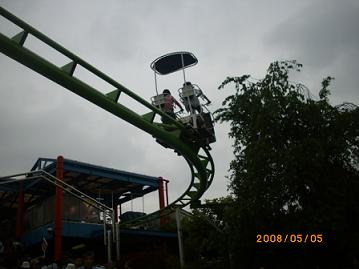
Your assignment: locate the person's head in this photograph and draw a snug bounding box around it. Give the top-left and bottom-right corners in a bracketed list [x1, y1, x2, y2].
[73, 256, 82, 268]
[20, 261, 30, 269]
[82, 251, 95, 268]
[163, 89, 171, 95]
[184, 81, 192, 86]
[65, 263, 75, 269]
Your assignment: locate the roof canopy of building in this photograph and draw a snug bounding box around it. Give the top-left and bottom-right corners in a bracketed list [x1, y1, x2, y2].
[0, 157, 161, 211]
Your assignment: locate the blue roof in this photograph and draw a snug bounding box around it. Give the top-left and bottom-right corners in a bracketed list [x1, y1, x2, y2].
[0, 157, 161, 208]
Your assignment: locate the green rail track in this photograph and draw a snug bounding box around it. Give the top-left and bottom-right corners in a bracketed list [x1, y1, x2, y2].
[0, 6, 215, 227]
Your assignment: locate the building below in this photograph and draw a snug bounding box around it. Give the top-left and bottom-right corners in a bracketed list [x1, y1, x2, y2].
[0, 156, 177, 265]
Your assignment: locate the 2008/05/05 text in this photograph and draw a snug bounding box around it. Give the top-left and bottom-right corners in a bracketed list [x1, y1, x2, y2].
[256, 234, 323, 244]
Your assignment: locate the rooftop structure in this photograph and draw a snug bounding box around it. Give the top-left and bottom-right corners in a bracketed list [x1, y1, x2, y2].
[0, 156, 171, 260]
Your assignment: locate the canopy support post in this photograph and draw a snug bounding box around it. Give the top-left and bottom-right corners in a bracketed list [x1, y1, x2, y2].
[181, 53, 186, 84]
[154, 70, 159, 95]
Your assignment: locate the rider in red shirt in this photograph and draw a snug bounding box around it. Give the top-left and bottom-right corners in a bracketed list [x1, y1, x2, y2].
[161, 89, 183, 122]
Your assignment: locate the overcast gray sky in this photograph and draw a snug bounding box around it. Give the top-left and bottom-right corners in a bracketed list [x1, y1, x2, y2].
[1, 0, 358, 213]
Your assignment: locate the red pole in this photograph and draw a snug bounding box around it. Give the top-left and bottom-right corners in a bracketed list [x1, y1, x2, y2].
[54, 156, 64, 261]
[164, 180, 169, 207]
[158, 177, 165, 225]
[15, 182, 24, 239]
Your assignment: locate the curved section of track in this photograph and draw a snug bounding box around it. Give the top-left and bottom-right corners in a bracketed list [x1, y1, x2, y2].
[0, 6, 215, 226]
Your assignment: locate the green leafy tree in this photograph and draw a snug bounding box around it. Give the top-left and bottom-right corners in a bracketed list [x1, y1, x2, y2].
[213, 61, 359, 268]
[182, 197, 234, 269]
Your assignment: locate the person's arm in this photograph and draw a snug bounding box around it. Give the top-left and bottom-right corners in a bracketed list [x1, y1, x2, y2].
[197, 90, 211, 105]
[202, 93, 211, 105]
[172, 97, 183, 110]
[195, 89, 211, 104]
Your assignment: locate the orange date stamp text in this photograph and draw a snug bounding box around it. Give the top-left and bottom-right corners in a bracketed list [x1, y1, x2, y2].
[256, 234, 323, 244]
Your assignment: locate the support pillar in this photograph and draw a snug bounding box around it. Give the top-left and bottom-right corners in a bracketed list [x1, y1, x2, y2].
[54, 156, 64, 261]
[15, 182, 24, 239]
[158, 177, 166, 225]
[176, 208, 184, 268]
[164, 179, 169, 206]
[115, 223, 120, 262]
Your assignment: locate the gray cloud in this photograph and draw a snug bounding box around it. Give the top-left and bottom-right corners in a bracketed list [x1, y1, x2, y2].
[264, 0, 359, 104]
[266, 1, 359, 68]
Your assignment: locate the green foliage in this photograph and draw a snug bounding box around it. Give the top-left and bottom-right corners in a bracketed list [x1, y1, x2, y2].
[183, 61, 359, 268]
[182, 197, 234, 269]
[210, 60, 359, 267]
[319, 76, 334, 101]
